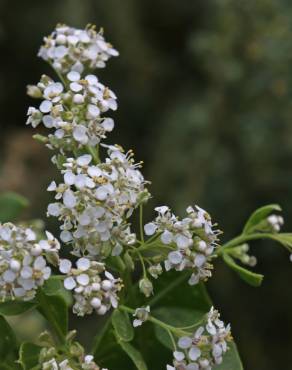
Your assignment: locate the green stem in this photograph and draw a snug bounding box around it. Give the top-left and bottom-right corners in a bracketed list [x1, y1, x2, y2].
[217, 232, 276, 255]
[139, 205, 144, 243]
[86, 144, 100, 164]
[119, 305, 189, 337]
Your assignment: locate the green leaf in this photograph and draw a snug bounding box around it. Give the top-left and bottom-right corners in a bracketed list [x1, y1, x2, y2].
[36, 288, 68, 340]
[42, 276, 72, 307]
[0, 301, 36, 316]
[223, 253, 263, 287]
[0, 315, 18, 362]
[118, 341, 148, 370]
[18, 342, 41, 370]
[0, 192, 29, 223]
[214, 341, 244, 370]
[153, 307, 204, 349]
[112, 309, 134, 342]
[243, 204, 281, 234]
[149, 271, 212, 311]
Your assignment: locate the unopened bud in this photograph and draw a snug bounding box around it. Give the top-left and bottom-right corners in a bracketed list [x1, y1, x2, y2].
[139, 278, 153, 297]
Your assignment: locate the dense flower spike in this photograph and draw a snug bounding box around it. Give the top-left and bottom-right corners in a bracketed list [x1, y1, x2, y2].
[60, 257, 123, 316]
[26, 73, 117, 151]
[38, 24, 118, 74]
[144, 205, 220, 285]
[47, 147, 149, 257]
[0, 223, 59, 301]
[167, 307, 232, 370]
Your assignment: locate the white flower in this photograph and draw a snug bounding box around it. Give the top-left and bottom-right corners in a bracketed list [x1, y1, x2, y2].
[170, 307, 231, 369]
[60, 258, 123, 316]
[38, 24, 119, 74]
[145, 205, 219, 285]
[47, 146, 149, 258]
[0, 223, 59, 301]
[27, 73, 118, 152]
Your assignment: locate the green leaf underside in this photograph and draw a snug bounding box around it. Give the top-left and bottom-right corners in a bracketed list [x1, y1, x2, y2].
[223, 254, 263, 287]
[36, 288, 68, 339]
[243, 204, 281, 234]
[118, 341, 148, 370]
[0, 192, 29, 223]
[112, 309, 134, 342]
[19, 342, 41, 370]
[153, 307, 205, 349]
[0, 301, 36, 316]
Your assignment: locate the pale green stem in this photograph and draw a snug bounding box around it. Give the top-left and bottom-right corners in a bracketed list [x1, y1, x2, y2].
[139, 205, 144, 243]
[217, 232, 280, 255]
[119, 305, 190, 337]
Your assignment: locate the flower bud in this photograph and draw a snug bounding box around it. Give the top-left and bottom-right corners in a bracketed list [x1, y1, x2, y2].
[27, 84, 43, 98]
[139, 277, 153, 297]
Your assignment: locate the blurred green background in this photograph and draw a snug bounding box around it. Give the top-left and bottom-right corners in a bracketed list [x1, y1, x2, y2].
[1, 0, 292, 368]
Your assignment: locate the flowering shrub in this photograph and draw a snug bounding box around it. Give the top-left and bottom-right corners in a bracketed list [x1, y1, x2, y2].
[0, 24, 291, 370]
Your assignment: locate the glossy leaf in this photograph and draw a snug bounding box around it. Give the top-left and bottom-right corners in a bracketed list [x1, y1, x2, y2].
[0, 301, 36, 316]
[243, 204, 281, 234]
[0, 192, 29, 223]
[112, 309, 134, 342]
[223, 253, 263, 287]
[36, 288, 68, 340]
[118, 341, 148, 370]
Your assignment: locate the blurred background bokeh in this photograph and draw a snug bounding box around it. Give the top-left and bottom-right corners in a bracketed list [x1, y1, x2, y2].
[1, 0, 292, 368]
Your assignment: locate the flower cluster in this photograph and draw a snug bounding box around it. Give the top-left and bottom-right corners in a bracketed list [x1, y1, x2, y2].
[26, 72, 117, 151]
[267, 214, 284, 232]
[47, 148, 149, 258]
[144, 205, 220, 285]
[39, 341, 105, 370]
[167, 307, 232, 370]
[0, 223, 59, 301]
[59, 257, 122, 316]
[38, 24, 118, 74]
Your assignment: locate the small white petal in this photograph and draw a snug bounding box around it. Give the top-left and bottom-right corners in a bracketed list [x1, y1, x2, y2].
[178, 336, 192, 349]
[60, 230, 72, 243]
[60, 259, 72, 274]
[77, 154, 92, 166]
[63, 190, 77, 208]
[64, 171, 76, 185]
[64, 276, 76, 290]
[188, 346, 201, 361]
[76, 258, 90, 271]
[34, 256, 46, 270]
[76, 273, 90, 286]
[173, 351, 185, 361]
[39, 100, 52, 113]
[67, 71, 81, 81]
[161, 230, 173, 244]
[168, 251, 183, 265]
[47, 203, 61, 216]
[144, 223, 157, 236]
